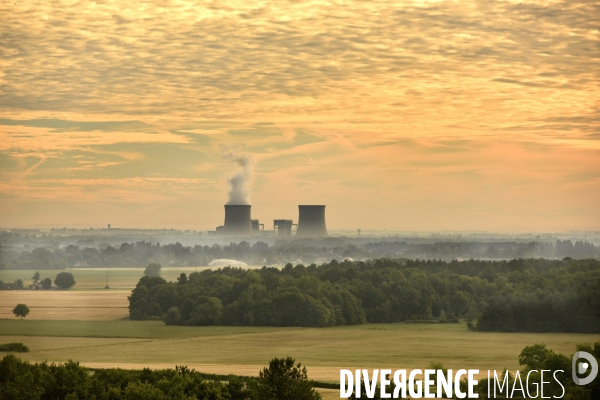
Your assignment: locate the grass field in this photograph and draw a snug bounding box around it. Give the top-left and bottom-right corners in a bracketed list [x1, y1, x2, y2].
[1, 320, 598, 382]
[1, 269, 599, 390]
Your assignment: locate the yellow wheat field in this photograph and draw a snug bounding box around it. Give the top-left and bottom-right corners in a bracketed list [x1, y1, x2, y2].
[0, 290, 129, 320]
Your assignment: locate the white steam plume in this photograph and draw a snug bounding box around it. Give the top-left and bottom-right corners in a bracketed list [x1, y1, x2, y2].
[222, 144, 254, 205]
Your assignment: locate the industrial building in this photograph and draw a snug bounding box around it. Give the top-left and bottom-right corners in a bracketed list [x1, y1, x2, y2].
[221, 205, 253, 236]
[274, 219, 295, 237]
[251, 219, 264, 232]
[213, 204, 328, 237]
[296, 205, 328, 237]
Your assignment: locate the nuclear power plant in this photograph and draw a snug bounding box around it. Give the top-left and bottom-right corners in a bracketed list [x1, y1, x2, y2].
[214, 149, 329, 237]
[212, 204, 328, 237]
[296, 205, 328, 237]
[221, 205, 253, 236]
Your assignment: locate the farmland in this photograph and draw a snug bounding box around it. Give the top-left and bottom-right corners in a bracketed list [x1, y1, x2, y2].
[0, 291, 128, 320]
[1, 319, 598, 382]
[0, 267, 207, 290]
[0, 268, 204, 319]
[1, 268, 599, 391]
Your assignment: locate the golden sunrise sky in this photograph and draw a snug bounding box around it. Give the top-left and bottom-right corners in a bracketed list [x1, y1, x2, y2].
[1, 0, 599, 231]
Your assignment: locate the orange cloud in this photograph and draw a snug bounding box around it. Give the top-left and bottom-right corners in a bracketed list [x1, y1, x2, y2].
[0, 0, 598, 230]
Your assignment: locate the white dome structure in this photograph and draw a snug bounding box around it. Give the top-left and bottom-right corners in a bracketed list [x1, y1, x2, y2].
[209, 259, 248, 268]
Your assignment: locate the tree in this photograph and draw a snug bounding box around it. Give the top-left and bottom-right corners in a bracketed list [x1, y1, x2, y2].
[177, 273, 187, 285]
[32, 271, 40, 284]
[256, 357, 321, 400]
[13, 304, 30, 319]
[54, 272, 76, 289]
[518, 344, 553, 370]
[41, 278, 52, 290]
[163, 307, 182, 325]
[189, 297, 223, 325]
[144, 263, 162, 278]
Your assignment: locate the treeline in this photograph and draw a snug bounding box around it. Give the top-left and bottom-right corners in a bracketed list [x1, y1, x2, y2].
[475, 294, 600, 333]
[128, 258, 600, 332]
[2, 238, 597, 270]
[478, 342, 600, 400]
[2, 343, 598, 400]
[365, 239, 595, 259]
[348, 342, 600, 400]
[0, 355, 322, 400]
[0, 241, 309, 270]
[0, 271, 76, 290]
[0, 357, 249, 399]
[1, 242, 213, 270]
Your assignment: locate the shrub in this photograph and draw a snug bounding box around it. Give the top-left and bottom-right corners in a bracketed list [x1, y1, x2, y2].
[0, 343, 29, 352]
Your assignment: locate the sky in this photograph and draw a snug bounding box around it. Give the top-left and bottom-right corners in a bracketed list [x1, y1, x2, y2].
[1, 0, 599, 232]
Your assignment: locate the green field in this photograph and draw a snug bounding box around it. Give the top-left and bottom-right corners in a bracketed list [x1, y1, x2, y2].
[1, 269, 599, 392]
[1, 319, 598, 383]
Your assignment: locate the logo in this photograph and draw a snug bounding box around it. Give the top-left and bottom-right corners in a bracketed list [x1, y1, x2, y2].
[572, 351, 598, 386]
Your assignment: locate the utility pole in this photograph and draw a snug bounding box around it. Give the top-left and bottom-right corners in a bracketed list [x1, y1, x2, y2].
[105, 271, 109, 289]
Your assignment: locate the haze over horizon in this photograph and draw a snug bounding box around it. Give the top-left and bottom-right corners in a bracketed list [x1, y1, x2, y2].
[1, 0, 599, 232]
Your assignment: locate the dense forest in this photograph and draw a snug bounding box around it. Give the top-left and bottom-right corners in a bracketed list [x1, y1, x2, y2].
[128, 258, 600, 333]
[1, 236, 597, 270]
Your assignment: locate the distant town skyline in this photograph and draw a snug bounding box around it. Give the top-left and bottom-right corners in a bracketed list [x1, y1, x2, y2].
[1, 1, 599, 231]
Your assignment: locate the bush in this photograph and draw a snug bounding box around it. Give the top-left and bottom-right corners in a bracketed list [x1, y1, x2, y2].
[0, 343, 29, 352]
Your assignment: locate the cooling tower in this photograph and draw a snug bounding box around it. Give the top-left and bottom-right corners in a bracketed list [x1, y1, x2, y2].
[296, 205, 328, 237]
[223, 205, 253, 236]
